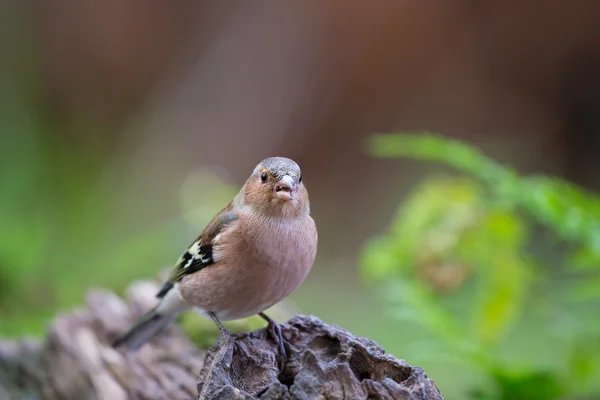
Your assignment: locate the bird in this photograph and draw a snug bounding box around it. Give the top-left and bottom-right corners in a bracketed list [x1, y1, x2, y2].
[113, 157, 318, 366]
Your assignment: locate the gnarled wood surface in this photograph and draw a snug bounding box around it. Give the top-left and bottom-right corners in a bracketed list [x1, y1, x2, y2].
[0, 281, 444, 400]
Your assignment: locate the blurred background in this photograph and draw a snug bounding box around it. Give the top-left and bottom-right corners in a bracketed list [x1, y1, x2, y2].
[2, 1, 600, 399]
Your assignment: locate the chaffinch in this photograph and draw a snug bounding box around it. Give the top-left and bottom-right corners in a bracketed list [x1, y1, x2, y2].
[114, 157, 318, 364]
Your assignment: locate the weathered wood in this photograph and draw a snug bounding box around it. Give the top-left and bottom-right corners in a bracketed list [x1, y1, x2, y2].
[198, 315, 444, 400]
[0, 281, 444, 400]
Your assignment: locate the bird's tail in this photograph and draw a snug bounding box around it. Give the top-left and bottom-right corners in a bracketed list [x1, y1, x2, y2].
[113, 307, 175, 351]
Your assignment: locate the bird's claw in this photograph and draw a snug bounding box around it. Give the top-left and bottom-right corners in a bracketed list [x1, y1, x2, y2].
[267, 319, 287, 370]
[216, 329, 233, 347]
[210, 312, 234, 348]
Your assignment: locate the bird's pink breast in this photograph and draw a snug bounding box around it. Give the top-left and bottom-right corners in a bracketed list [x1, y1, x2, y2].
[180, 213, 317, 320]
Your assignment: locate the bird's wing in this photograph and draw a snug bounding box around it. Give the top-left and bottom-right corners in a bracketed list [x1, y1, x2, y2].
[156, 203, 238, 298]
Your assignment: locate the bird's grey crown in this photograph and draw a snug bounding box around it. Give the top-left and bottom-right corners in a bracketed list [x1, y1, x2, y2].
[254, 157, 302, 181]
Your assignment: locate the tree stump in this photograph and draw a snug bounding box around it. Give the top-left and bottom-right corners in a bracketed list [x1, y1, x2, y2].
[0, 281, 444, 400]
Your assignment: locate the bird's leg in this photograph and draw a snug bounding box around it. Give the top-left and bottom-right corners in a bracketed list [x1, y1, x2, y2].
[208, 312, 236, 370]
[209, 312, 232, 346]
[259, 312, 287, 369]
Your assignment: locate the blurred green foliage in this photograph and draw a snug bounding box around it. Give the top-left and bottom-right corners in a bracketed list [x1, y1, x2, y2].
[362, 133, 600, 400]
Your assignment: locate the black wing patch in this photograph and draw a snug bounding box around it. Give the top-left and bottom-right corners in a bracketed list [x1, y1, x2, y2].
[156, 241, 213, 298]
[155, 211, 238, 299]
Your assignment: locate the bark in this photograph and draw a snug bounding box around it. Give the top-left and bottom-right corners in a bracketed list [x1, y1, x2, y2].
[0, 281, 444, 400]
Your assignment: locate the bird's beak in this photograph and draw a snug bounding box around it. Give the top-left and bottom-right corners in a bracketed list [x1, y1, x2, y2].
[274, 175, 296, 200]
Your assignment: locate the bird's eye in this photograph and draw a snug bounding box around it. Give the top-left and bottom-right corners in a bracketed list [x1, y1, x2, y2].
[260, 172, 268, 182]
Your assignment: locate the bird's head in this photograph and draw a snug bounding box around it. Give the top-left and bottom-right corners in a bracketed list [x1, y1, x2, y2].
[242, 157, 309, 218]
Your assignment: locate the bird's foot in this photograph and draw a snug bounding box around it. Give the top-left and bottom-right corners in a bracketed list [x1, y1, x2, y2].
[216, 328, 234, 348]
[210, 312, 234, 348]
[259, 312, 287, 370]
